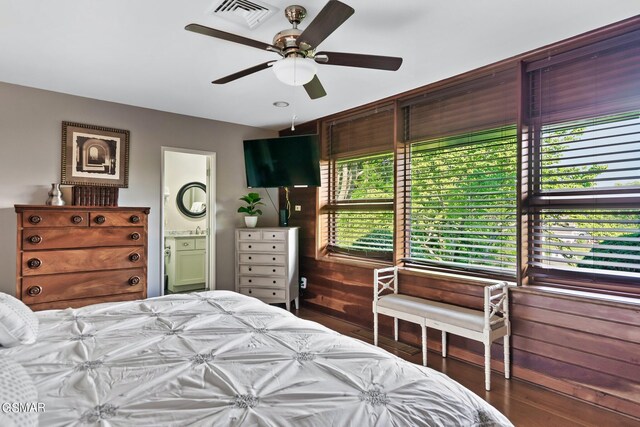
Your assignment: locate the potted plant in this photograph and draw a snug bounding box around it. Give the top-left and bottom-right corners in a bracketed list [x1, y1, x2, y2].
[237, 192, 264, 228]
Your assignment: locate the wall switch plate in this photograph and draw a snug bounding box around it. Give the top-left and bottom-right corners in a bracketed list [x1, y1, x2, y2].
[294, 205, 302, 211]
[300, 277, 307, 289]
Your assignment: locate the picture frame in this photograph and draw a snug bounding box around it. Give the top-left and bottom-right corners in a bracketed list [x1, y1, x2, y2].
[61, 121, 130, 188]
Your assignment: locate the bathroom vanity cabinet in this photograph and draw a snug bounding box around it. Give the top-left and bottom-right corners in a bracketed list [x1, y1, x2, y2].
[165, 235, 206, 293]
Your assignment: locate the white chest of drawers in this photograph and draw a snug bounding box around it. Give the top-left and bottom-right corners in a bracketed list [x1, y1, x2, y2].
[235, 227, 299, 311]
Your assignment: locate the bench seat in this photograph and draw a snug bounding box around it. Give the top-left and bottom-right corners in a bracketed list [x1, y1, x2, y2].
[373, 266, 512, 391]
[377, 294, 504, 333]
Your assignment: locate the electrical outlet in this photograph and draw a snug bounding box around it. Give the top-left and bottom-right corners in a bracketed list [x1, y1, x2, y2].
[300, 277, 307, 289]
[294, 205, 302, 212]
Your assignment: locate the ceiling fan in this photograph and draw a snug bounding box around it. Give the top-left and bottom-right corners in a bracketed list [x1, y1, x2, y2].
[185, 0, 402, 99]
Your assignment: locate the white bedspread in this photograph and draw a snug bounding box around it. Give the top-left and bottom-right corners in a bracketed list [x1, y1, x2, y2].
[3, 291, 512, 426]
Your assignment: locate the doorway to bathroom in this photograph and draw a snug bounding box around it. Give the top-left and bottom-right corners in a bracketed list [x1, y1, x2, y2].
[161, 148, 216, 295]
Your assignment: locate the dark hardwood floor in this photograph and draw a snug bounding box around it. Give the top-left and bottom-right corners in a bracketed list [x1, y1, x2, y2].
[294, 306, 640, 427]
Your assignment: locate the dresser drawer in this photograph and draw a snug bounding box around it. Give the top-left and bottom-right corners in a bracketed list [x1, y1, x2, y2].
[240, 265, 286, 276]
[239, 254, 286, 264]
[21, 210, 88, 228]
[238, 242, 286, 252]
[240, 287, 285, 300]
[21, 268, 145, 304]
[173, 238, 196, 251]
[89, 211, 146, 227]
[239, 276, 286, 287]
[22, 246, 145, 276]
[262, 230, 286, 241]
[238, 230, 262, 241]
[21, 227, 145, 250]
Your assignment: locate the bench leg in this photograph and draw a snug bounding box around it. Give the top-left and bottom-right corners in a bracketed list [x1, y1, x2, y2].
[373, 311, 379, 347]
[394, 317, 398, 341]
[421, 325, 427, 367]
[484, 341, 491, 391]
[504, 335, 510, 379]
[441, 332, 447, 358]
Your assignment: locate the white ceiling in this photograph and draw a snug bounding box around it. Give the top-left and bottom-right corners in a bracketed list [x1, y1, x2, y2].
[0, 1, 638, 130]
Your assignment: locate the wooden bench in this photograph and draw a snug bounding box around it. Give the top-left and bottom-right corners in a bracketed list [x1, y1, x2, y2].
[372, 266, 512, 391]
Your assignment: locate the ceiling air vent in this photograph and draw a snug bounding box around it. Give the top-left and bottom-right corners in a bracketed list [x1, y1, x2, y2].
[209, 0, 279, 30]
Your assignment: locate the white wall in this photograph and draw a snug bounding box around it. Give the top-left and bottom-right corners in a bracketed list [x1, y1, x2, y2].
[164, 151, 207, 232]
[0, 82, 278, 297]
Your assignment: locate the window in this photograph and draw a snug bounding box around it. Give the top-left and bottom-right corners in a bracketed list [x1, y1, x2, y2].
[526, 30, 640, 293]
[312, 22, 640, 296]
[400, 68, 518, 277]
[406, 127, 517, 275]
[323, 106, 395, 261]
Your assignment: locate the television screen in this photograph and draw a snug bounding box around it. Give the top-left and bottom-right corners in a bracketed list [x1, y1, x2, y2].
[243, 134, 321, 188]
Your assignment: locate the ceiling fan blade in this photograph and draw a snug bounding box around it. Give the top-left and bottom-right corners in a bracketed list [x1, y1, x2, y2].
[298, 1, 354, 48]
[304, 75, 327, 99]
[212, 61, 275, 84]
[315, 51, 403, 71]
[185, 23, 279, 52]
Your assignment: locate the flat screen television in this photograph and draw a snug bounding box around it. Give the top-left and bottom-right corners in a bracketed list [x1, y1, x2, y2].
[243, 134, 321, 188]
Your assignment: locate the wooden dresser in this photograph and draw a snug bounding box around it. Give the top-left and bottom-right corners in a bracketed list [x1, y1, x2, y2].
[235, 227, 299, 311]
[15, 205, 149, 311]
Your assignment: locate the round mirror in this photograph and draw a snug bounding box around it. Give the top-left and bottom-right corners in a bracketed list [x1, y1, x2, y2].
[176, 182, 206, 218]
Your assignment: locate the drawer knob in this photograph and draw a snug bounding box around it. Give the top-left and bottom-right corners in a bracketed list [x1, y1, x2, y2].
[248, 234, 252, 237]
[71, 215, 83, 224]
[248, 256, 252, 260]
[128, 276, 141, 286]
[27, 235, 42, 244]
[272, 269, 276, 273]
[183, 242, 189, 246]
[28, 215, 42, 225]
[129, 253, 141, 262]
[248, 279, 252, 283]
[272, 292, 276, 296]
[272, 246, 276, 249]
[130, 232, 141, 240]
[273, 280, 276, 284]
[248, 268, 252, 271]
[130, 215, 140, 224]
[27, 286, 42, 296]
[27, 258, 41, 269]
[95, 215, 106, 224]
[248, 245, 252, 249]
[248, 290, 252, 294]
[272, 257, 276, 261]
[272, 234, 276, 238]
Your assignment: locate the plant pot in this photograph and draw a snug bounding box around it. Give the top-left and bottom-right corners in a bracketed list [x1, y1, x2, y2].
[244, 216, 258, 228]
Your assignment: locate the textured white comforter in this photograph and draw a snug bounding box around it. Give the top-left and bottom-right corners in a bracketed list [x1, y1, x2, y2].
[3, 291, 512, 426]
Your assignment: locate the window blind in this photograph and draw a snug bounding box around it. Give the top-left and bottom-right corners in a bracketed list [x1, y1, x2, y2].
[526, 29, 640, 291]
[324, 106, 395, 260]
[401, 67, 518, 276]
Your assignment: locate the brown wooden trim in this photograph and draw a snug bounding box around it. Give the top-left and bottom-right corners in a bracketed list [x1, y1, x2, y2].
[14, 205, 150, 212]
[511, 286, 640, 312]
[516, 61, 528, 287]
[314, 253, 392, 269]
[15, 212, 20, 298]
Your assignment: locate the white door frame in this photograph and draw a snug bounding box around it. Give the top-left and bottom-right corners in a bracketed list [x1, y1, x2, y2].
[161, 147, 217, 295]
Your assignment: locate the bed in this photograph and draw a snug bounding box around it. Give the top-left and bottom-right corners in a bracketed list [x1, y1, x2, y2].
[2, 291, 512, 426]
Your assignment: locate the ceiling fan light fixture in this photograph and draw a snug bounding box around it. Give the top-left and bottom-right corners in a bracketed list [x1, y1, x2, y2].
[272, 56, 317, 86]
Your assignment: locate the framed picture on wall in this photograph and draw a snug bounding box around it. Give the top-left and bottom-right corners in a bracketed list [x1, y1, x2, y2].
[61, 121, 130, 188]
